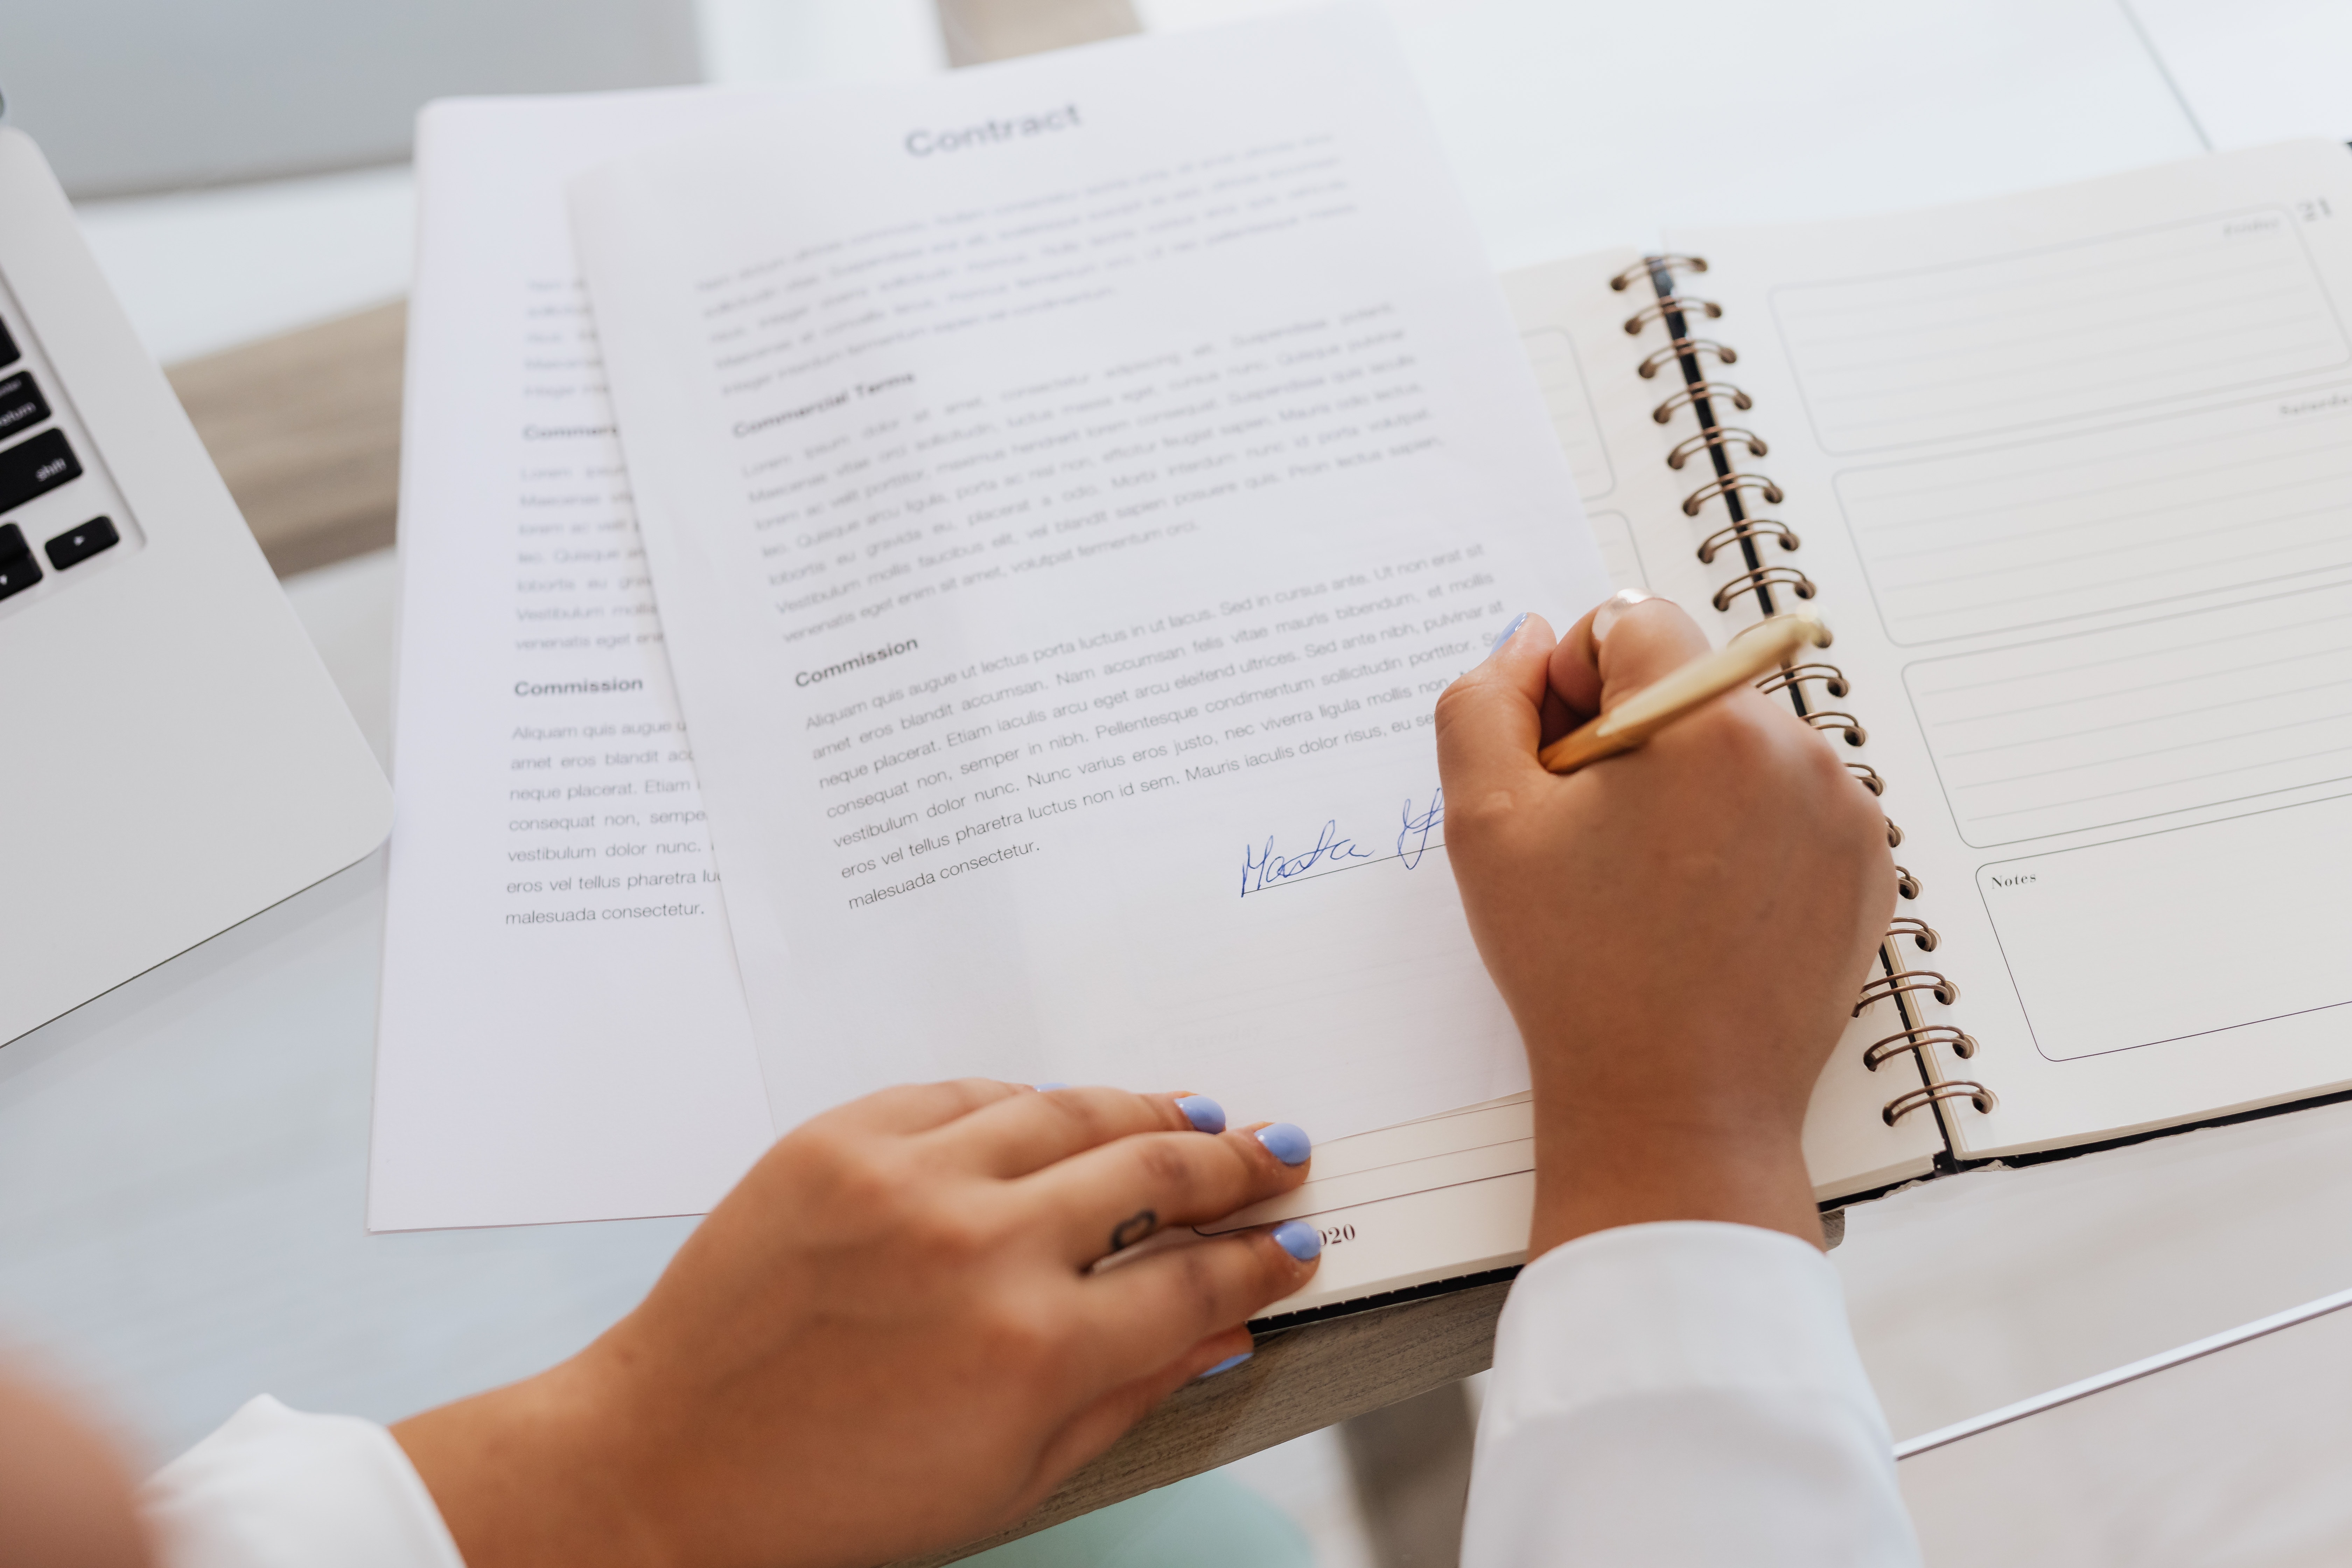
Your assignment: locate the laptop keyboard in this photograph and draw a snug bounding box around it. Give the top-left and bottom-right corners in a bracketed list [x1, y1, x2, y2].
[0, 428, 83, 511]
[44, 515, 117, 570]
[0, 524, 36, 597]
[0, 368, 49, 438]
[0, 304, 121, 604]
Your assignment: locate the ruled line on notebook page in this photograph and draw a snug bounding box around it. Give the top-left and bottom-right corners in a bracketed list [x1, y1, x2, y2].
[1902, 576, 2352, 845]
[1519, 326, 1616, 501]
[1583, 509, 1650, 594]
[1203, 1139, 1535, 1230]
[1836, 384, 2352, 644]
[1769, 208, 2351, 454]
[1193, 1097, 1536, 1230]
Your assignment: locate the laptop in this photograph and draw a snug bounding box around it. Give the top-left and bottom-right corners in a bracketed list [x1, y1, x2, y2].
[0, 126, 391, 1044]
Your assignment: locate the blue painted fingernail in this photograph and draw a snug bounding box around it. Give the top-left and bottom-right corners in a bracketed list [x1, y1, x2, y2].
[1197, 1350, 1253, 1379]
[1486, 612, 1528, 657]
[1034, 1081, 1071, 1091]
[1271, 1220, 1323, 1261]
[1256, 1122, 1311, 1166]
[1177, 1095, 1226, 1133]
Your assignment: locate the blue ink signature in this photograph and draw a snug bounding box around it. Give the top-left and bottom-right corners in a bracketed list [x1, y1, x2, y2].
[1241, 818, 1374, 896]
[1237, 789, 1447, 896]
[1397, 789, 1444, 869]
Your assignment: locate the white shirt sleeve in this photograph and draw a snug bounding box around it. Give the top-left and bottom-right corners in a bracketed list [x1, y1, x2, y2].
[1461, 1220, 1922, 1567]
[140, 1395, 466, 1568]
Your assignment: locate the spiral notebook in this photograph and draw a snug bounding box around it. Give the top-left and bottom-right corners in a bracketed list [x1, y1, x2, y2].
[1238, 136, 2352, 1320]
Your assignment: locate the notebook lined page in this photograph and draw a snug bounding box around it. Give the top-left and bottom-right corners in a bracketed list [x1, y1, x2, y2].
[1773, 207, 2351, 453]
[1582, 508, 1648, 592]
[1840, 383, 2352, 644]
[1677, 139, 2352, 1160]
[1519, 326, 1615, 502]
[1904, 576, 2352, 844]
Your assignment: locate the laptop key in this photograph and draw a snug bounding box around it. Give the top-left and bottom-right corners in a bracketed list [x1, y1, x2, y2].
[44, 516, 117, 570]
[0, 371, 50, 441]
[0, 427, 80, 514]
[0, 522, 41, 601]
[0, 315, 18, 371]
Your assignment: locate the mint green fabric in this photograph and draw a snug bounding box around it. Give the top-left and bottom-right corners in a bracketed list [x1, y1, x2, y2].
[961, 1473, 1314, 1568]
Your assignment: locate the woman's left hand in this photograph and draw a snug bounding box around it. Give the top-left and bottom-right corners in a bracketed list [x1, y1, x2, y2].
[393, 1080, 1320, 1568]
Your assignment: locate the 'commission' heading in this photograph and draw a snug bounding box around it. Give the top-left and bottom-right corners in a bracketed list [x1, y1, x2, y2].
[797, 638, 920, 688]
[904, 105, 1080, 158]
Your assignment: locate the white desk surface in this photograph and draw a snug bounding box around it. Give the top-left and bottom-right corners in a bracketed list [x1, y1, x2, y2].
[1900, 1288, 2352, 1565]
[12, 3, 2352, 1561]
[0, 553, 697, 1467]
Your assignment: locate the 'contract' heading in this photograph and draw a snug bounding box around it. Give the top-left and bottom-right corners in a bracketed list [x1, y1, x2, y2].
[904, 105, 1081, 159]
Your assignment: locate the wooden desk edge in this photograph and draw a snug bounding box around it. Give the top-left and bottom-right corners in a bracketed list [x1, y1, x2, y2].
[895, 1279, 1511, 1566]
[165, 300, 406, 579]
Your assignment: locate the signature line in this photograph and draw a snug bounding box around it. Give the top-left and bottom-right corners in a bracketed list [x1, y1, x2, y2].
[1240, 840, 1448, 894]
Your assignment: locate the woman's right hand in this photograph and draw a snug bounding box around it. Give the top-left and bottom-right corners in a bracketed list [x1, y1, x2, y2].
[394, 1082, 1321, 1568]
[1435, 593, 1895, 1258]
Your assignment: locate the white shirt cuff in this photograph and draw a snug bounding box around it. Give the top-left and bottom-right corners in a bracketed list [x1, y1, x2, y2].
[141, 1395, 465, 1568]
[1462, 1220, 1921, 1567]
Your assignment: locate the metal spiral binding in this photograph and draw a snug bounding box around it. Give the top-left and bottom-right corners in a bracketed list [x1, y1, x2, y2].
[1696, 518, 1797, 561]
[1610, 254, 1708, 290]
[1887, 917, 1938, 951]
[1756, 663, 1848, 699]
[1856, 970, 1959, 1012]
[1864, 1024, 1977, 1071]
[1624, 295, 1722, 332]
[1639, 338, 1736, 378]
[1666, 427, 1767, 468]
[1884, 1082, 1995, 1125]
[1654, 381, 1751, 421]
[1681, 472, 1783, 516]
[1710, 565, 1815, 612]
[1802, 710, 1867, 746]
[1616, 253, 1991, 1143]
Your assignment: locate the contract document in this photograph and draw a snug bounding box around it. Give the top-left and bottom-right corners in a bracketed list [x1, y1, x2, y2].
[571, 10, 1609, 1141]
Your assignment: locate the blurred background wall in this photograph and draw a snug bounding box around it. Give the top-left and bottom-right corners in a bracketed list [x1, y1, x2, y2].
[0, 0, 1147, 198]
[0, 0, 703, 196]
